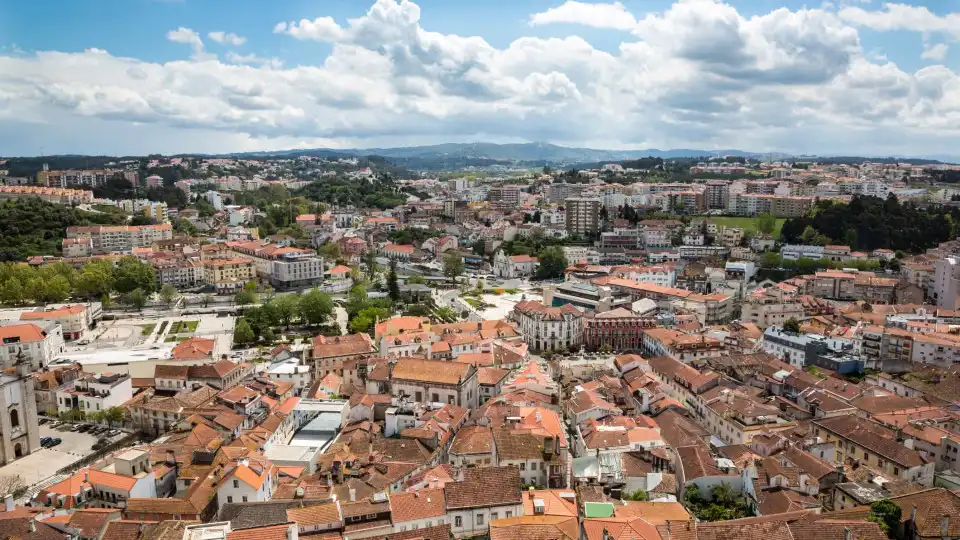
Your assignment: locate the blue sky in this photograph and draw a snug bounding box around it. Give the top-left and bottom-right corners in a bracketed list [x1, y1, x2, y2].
[1, 0, 959, 157]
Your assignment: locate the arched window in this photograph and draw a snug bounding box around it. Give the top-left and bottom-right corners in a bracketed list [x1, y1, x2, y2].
[10, 409, 19, 428]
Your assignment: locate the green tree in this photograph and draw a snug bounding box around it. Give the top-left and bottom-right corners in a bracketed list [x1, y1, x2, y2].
[407, 274, 426, 285]
[75, 260, 115, 299]
[122, 288, 148, 311]
[783, 318, 801, 334]
[100, 294, 113, 310]
[261, 327, 276, 344]
[104, 406, 125, 427]
[364, 250, 378, 281]
[625, 489, 649, 501]
[757, 212, 777, 235]
[868, 500, 902, 538]
[844, 228, 859, 249]
[443, 253, 464, 282]
[234, 318, 255, 344]
[318, 242, 341, 261]
[0, 277, 23, 306]
[299, 288, 334, 326]
[760, 252, 782, 269]
[159, 284, 179, 307]
[536, 246, 568, 280]
[41, 275, 71, 303]
[273, 294, 299, 328]
[114, 257, 157, 294]
[234, 289, 257, 306]
[387, 259, 400, 302]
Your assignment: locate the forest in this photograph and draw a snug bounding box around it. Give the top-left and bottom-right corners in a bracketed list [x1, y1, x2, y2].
[295, 178, 407, 209]
[780, 195, 957, 253]
[0, 198, 128, 261]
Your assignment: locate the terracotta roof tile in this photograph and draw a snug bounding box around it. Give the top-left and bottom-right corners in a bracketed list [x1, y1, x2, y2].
[444, 466, 521, 509]
[389, 488, 446, 522]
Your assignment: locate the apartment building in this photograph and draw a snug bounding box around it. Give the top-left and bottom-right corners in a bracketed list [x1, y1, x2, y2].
[565, 198, 602, 238]
[0, 322, 64, 370]
[36, 169, 118, 188]
[155, 260, 204, 289]
[728, 193, 812, 217]
[202, 258, 257, 294]
[65, 224, 173, 254]
[741, 294, 805, 328]
[56, 372, 133, 416]
[812, 415, 935, 487]
[0, 185, 94, 205]
[641, 327, 724, 363]
[933, 256, 960, 309]
[511, 300, 584, 353]
[228, 241, 325, 289]
[389, 358, 479, 410]
[704, 181, 730, 209]
[19, 303, 99, 341]
[488, 185, 520, 208]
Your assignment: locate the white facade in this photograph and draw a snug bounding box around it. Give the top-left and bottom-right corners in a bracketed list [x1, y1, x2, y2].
[934, 256, 960, 310]
[0, 322, 64, 370]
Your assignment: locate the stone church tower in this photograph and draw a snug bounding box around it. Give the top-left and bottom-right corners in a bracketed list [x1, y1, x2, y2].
[0, 350, 40, 464]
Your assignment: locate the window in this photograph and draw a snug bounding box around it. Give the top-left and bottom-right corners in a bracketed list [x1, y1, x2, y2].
[491, 513, 498, 521]
[455, 516, 463, 527]
[432, 393, 439, 402]
[9, 409, 19, 429]
[242, 496, 248, 502]
[233, 480, 239, 488]
[415, 392, 423, 402]
[227, 496, 233, 503]
[505, 511, 512, 518]
[476, 514, 484, 526]
[520, 463, 526, 471]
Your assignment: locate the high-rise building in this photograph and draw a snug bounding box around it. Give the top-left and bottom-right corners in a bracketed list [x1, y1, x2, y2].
[488, 185, 520, 208]
[934, 256, 960, 309]
[565, 197, 602, 238]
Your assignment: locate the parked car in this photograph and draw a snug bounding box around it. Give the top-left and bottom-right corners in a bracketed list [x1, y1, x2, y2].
[42, 438, 62, 448]
[68, 424, 81, 432]
[40, 437, 52, 446]
[107, 429, 120, 437]
[39, 418, 49, 425]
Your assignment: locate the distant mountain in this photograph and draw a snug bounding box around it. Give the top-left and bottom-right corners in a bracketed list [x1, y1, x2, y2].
[228, 142, 775, 164]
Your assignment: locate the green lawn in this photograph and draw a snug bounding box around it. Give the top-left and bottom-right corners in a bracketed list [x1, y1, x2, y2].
[169, 320, 200, 334]
[140, 323, 156, 336]
[165, 336, 187, 343]
[708, 216, 786, 238]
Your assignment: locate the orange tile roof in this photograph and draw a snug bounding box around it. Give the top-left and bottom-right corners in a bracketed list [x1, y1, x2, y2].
[171, 338, 215, 360]
[389, 488, 446, 522]
[0, 323, 47, 342]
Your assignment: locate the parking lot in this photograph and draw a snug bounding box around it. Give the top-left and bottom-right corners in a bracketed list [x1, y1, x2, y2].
[0, 423, 125, 487]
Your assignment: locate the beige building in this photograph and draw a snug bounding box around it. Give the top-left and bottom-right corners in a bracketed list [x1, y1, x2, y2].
[66, 224, 173, 254]
[202, 258, 256, 294]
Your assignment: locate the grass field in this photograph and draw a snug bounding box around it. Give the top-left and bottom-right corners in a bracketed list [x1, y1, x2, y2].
[169, 320, 199, 334]
[708, 216, 786, 238]
[140, 323, 156, 336]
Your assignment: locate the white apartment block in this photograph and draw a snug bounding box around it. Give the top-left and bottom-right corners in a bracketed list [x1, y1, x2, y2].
[933, 256, 960, 310]
[66, 224, 173, 254]
[56, 373, 134, 415]
[0, 322, 64, 370]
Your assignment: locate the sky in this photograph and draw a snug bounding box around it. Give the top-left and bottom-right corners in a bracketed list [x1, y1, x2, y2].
[1, 0, 960, 157]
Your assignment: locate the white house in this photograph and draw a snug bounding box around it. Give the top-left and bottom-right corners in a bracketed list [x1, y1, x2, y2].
[493, 252, 539, 279]
[56, 372, 133, 415]
[0, 322, 64, 370]
[216, 457, 277, 509]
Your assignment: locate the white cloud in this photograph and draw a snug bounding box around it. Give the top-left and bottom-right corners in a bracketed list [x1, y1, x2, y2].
[226, 51, 283, 69]
[838, 3, 960, 37]
[921, 42, 948, 61]
[166, 27, 214, 60]
[208, 31, 247, 46]
[3, 0, 960, 156]
[529, 1, 638, 31]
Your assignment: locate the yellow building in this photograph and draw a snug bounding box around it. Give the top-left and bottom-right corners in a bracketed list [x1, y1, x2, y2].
[202, 258, 256, 294]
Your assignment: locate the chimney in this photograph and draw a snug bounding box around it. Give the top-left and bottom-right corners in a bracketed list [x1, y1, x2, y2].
[349, 488, 356, 502]
[286, 524, 297, 540]
[28, 520, 35, 533]
[843, 527, 851, 540]
[665, 521, 671, 540]
[3, 494, 12, 513]
[602, 528, 610, 540]
[941, 515, 950, 538]
[166, 449, 177, 466]
[911, 505, 917, 524]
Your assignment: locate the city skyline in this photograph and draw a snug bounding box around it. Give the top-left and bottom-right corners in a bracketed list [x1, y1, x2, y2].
[1, 0, 959, 156]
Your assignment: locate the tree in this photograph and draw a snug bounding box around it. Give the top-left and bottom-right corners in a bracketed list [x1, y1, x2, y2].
[104, 406, 125, 427]
[0, 277, 23, 306]
[234, 318, 255, 344]
[273, 294, 299, 328]
[114, 257, 157, 294]
[300, 288, 334, 326]
[760, 252, 781, 269]
[159, 284, 179, 307]
[75, 261, 115, 299]
[200, 294, 213, 308]
[261, 327, 276, 344]
[100, 294, 113, 310]
[0, 475, 25, 499]
[125, 288, 148, 311]
[868, 500, 902, 537]
[783, 318, 801, 334]
[407, 274, 426, 285]
[234, 289, 257, 306]
[536, 246, 568, 280]
[318, 242, 341, 261]
[387, 259, 400, 302]
[443, 253, 465, 282]
[757, 212, 776, 235]
[625, 489, 649, 501]
[364, 250, 378, 281]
